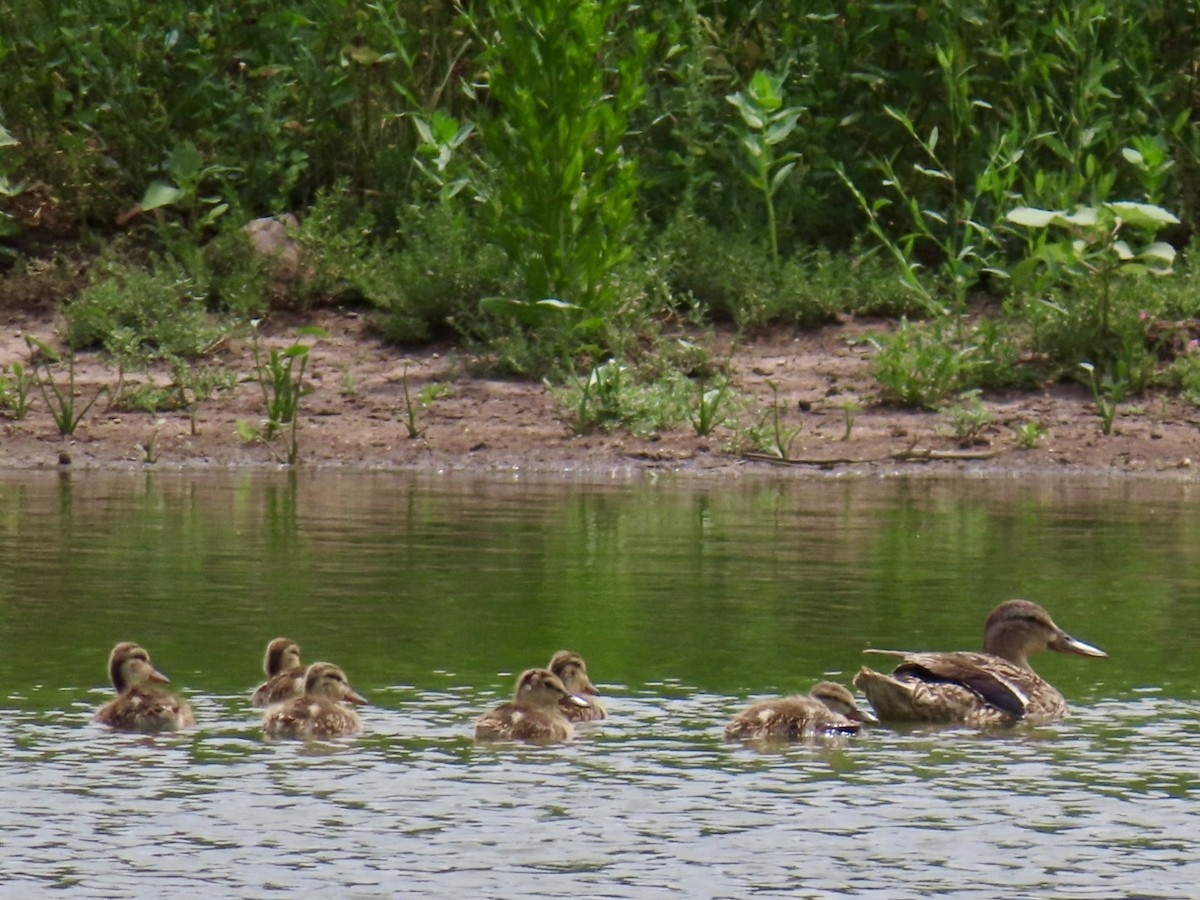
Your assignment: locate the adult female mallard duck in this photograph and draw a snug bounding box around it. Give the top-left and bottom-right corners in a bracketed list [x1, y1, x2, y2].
[251, 637, 305, 707]
[262, 662, 367, 739]
[854, 598, 1106, 727]
[548, 650, 606, 722]
[475, 668, 589, 743]
[724, 681, 877, 741]
[95, 641, 196, 732]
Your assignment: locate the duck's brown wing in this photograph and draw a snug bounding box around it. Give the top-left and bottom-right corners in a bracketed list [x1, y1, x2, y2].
[252, 667, 306, 707]
[866, 649, 1029, 718]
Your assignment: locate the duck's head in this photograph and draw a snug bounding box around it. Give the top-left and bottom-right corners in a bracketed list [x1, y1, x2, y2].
[514, 667, 589, 710]
[810, 680, 879, 724]
[548, 650, 598, 695]
[983, 599, 1107, 667]
[108, 642, 170, 694]
[303, 662, 367, 705]
[263, 637, 302, 677]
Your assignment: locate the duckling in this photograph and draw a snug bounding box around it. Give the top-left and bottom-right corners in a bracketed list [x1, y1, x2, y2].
[854, 598, 1107, 727]
[251, 637, 305, 707]
[475, 667, 589, 743]
[724, 681, 877, 741]
[95, 642, 196, 732]
[548, 650, 607, 722]
[262, 662, 367, 739]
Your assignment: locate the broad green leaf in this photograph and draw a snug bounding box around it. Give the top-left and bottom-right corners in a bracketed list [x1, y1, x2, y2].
[0, 125, 17, 148]
[765, 110, 801, 145]
[1059, 207, 1098, 227]
[1005, 207, 1059, 228]
[1121, 147, 1144, 166]
[1139, 242, 1177, 263]
[168, 141, 204, 180]
[141, 180, 184, 211]
[769, 161, 796, 194]
[1105, 201, 1180, 229]
[1113, 239, 1133, 260]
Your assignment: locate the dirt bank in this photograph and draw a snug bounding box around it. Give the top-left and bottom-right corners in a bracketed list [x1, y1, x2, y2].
[1, 305, 1198, 478]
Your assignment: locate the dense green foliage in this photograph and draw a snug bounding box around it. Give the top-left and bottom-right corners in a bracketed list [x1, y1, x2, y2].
[1, 1, 1200, 441]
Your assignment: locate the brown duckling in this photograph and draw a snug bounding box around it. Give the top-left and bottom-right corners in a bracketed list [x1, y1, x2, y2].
[262, 662, 367, 739]
[724, 681, 877, 741]
[474, 667, 589, 743]
[251, 637, 305, 707]
[854, 598, 1107, 727]
[548, 650, 607, 722]
[95, 641, 196, 732]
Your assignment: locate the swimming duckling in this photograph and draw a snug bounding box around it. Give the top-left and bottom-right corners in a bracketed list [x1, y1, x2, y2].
[251, 637, 305, 707]
[262, 662, 367, 739]
[854, 598, 1107, 727]
[724, 681, 877, 741]
[95, 642, 196, 732]
[548, 650, 607, 722]
[475, 667, 589, 743]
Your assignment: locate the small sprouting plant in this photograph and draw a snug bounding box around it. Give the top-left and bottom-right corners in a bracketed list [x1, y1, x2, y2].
[0, 361, 35, 419]
[726, 70, 803, 267]
[24, 335, 108, 437]
[138, 421, 163, 464]
[1079, 361, 1124, 435]
[838, 399, 861, 441]
[691, 376, 730, 436]
[758, 380, 803, 459]
[411, 109, 476, 205]
[938, 389, 992, 444]
[399, 364, 454, 439]
[238, 323, 328, 464]
[1012, 421, 1046, 450]
[559, 359, 628, 436]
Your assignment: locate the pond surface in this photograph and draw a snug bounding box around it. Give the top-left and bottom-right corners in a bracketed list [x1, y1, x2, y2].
[1, 470, 1199, 897]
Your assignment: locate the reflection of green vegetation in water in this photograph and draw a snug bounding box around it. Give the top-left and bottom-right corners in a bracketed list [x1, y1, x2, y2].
[1, 473, 1199, 709]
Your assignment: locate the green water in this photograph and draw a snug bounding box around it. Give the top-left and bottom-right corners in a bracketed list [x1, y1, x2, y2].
[1, 470, 1198, 896]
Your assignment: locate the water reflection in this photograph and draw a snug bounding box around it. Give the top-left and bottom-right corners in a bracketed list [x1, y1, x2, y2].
[1, 470, 1199, 895]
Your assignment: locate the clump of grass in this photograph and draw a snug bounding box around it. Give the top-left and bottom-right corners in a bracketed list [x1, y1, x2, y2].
[24, 336, 108, 438]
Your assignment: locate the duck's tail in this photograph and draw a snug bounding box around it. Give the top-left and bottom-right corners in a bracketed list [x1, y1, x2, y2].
[853, 667, 921, 722]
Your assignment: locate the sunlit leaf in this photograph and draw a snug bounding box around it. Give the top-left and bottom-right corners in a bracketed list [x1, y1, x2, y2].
[141, 180, 184, 211]
[1105, 201, 1180, 229]
[1005, 207, 1059, 228]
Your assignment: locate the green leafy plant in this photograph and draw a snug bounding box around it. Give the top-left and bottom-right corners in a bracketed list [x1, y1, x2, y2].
[411, 110, 475, 205]
[0, 361, 35, 419]
[560, 359, 628, 436]
[1079, 360, 1124, 435]
[691, 376, 730, 437]
[466, 0, 651, 326]
[838, 399, 862, 441]
[238, 324, 328, 464]
[758, 380, 803, 459]
[726, 70, 803, 266]
[0, 124, 24, 249]
[399, 364, 454, 439]
[1012, 420, 1047, 449]
[23, 336, 108, 438]
[938, 389, 992, 444]
[1007, 200, 1180, 388]
[137, 140, 237, 241]
[868, 317, 983, 409]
